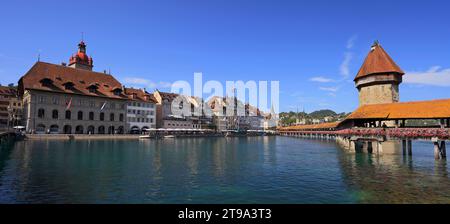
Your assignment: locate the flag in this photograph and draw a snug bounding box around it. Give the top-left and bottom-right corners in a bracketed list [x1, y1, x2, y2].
[100, 101, 107, 111]
[66, 97, 72, 110]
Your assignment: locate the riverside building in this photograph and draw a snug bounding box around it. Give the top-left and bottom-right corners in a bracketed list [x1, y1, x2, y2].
[18, 41, 128, 134]
[0, 86, 22, 129]
[124, 87, 157, 133]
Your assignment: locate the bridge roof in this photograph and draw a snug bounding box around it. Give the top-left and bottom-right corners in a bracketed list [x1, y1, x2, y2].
[278, 122, 340, 131]
[346, 98, 450, 120]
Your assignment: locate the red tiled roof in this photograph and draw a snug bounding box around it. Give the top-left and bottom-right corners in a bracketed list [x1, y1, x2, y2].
[19, 61, 127, 100]
[158, 91, 180, 101]
[355, 42, 404, 81]
[124, 87, 157, 103]
[346, 99, 450, 120]
[278, 122, 340, 131]
[0, 86, 17, 96]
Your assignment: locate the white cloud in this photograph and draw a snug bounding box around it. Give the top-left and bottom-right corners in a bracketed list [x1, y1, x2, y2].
[319, 86, 339, 92]
[340, 52, 352, 78]
[328, 92, 337, 97]
[309, 76, 334, 83]
[346, 35, 358, 49]
[404, 66, 450, 87]
[122, 77, 172, 89]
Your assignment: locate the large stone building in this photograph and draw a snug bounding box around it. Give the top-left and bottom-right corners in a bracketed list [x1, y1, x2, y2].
[18, 41, 128, 134]
[124, 87, 157, 133]
[355, 41, 404, 106]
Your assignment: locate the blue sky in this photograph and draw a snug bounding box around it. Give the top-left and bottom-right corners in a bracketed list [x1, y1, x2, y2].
[1, 0, 449, 113]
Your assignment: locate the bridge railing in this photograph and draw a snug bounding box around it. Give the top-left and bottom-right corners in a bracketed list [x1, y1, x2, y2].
[280, 127, 450, 139]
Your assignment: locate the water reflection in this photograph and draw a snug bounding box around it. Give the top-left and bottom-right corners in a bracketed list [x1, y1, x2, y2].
[0, 137, 448, 203]
[337, 140, 450, 203]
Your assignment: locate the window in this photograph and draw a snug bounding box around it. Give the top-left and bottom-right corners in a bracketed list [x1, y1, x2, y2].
[89, 112, 94, 121]
[78, 111, 83, 120]
[38, 108, 45, 118]
[113, 89, 122, 96]
[52, 97, 59, 105]
[110, 113, 115, 121]
[65, 110, 71, 120]
[119, 114, 124, 122]
[100, 112, 105, 121]
[63, 82, 74, 90]
[52, 110, 58, 119]
[88, 86, 97, 93]
[150, 111, 154, 116]
[38, 96, 46, 103]
[150, 118, 153, 123]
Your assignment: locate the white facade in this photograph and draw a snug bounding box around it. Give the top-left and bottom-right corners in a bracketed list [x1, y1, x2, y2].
[126, 100, 156, 132]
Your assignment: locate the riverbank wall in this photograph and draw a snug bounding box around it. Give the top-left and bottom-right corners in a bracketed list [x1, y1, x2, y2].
[26, 134, 142, 140]
[24, 132, 269, 140]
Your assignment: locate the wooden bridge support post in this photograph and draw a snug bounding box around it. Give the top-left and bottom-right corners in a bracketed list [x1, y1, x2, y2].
[440, 141, 446, 158]
[402, 139, 407, 155]
[433, 138, 447, 160]
[440, 119, 446, 129]
[434, 142, 441, 160]
[407, 140, 412, 156]
[367, 141, 373, 154]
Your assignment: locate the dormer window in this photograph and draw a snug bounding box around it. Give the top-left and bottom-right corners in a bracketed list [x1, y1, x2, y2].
[87, 84, 98, 93]
[132, 93, 137, 99]
[40, 78, 53, 87]
[63, 81, 75, 90]
[112, 87, 122, 96]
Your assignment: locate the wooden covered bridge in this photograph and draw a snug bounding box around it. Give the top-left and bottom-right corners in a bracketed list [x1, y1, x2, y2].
[278, 99, 450, 160]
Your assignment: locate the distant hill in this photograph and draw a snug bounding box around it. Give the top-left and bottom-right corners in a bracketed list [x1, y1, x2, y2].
[279, 109, 350, 126]
[308, 109, 337, 118]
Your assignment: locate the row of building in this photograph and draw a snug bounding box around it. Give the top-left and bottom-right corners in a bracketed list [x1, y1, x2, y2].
[0, 41, 277, 134]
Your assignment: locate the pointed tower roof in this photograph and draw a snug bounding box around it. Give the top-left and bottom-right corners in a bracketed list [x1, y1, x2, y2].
[354, 41, 404, 81]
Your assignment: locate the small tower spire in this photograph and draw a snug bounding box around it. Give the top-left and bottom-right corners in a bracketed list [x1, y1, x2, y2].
[68, 39, 93, 71]
[371, 40, 380, 51]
